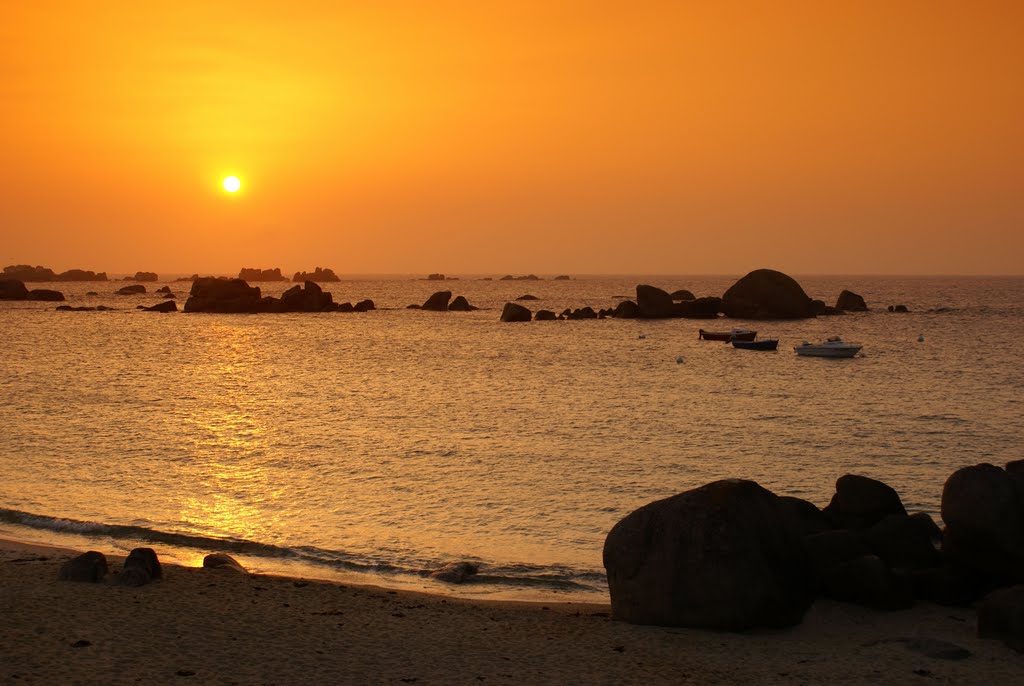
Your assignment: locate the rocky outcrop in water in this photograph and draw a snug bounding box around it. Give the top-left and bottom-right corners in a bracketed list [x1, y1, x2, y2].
[142, 300, 177, 312]
[127, 272, 158, 282]
[835, 290, 868, 312]
[27, 289, 65, 301]
[721, 269, 815, 319]
[430, 561, 479, 583]
[1, 280, 30, 300]
[635, 285, 676, 318]
[500, 274, 540, 281]
[184, 278, 267, 313]
[116, 285, 146, 295]
[280, 282, 335, 312]
[239, 267, 288, 281]
[2, 265, 108, 281]
[500, 302, 532, 322]
[292, 267, 340, 282]
[420, 291, 451, 311]
[670, 289, 695, 301]
[535, 309, 557, 320]
[448, 295, 477, 311]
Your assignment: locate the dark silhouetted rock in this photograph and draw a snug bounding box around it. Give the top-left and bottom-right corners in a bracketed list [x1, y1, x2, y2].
[116, 284, 146, 295]
[567, 307, 598, 320]
[86, 291, 98, 296]
[292, 267, 340, 282]
[670, 289, 695, 301]
[516, 294, 539, 300]
[500, 302, 532, 322]
[430, 561, 479, 583]
[823, 474, 907, 530]
[27, 289, 65, 301]
[337, 302, 355, 312]
[57, 269, 108, 281]
[426, 273, 446, 281]
[823, 555, 914, 610]
[899, 565, 985, 606]
[162, 293, 175, 299]
[202, 553, 247, 573]
[835, 290, 868, 312]
[554, 275, 571, 280]
[779, 496, 832, 537]
[500, 274, 540, 281]
[238, 267, 288, 281]
[142, 300, 177, 312]
[448, 295, 477, 311]
[156, 286, 172, 294]
[280, 281, 335, 312]
[811, 299, 827, 316]
[612, 300, 640, 318]
[603, 479, 816, 630]
[721, 269, 815, 319]
[354, 299, 375, 312]
[534, 309, 557, 320]
[891, 304, 909, 313]
[56, 306, 97, 311]
[978, 585, 1024, 652]
[0, 279, 30, 300]
[805, 529, 871, 578]
[58, 551, 108, 582]
[677, 296, 723, 319]
[941, 463, 1024, 585]
[864, 513, 941, 570]
[2, 264, 58, 281]
[184, 278, 265, 313]
[636, 284, 676, 318]
[421, 291, 452, 311]
[118, 547, 162, 587]
[130, 271, 158, 282]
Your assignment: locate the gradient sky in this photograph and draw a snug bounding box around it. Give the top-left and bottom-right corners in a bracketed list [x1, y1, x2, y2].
[2, 1, 1021, 275]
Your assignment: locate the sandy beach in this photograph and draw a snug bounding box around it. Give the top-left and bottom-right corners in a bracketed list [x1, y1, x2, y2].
[1, 540, 1020, 685]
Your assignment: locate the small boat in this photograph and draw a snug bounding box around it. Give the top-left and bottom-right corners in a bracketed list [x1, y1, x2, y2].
[732, 338, 778, 351]
[794, 336, 862, 358]
[699, 328, 756, 342]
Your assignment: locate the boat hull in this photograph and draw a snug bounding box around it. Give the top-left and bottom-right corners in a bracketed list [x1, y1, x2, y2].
[732, 339, 778, 351]
[699, 329, 757, 342]
[793, 345, 861, 358]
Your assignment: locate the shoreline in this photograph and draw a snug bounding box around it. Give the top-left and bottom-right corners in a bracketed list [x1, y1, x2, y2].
[3, 539, 1021, 684]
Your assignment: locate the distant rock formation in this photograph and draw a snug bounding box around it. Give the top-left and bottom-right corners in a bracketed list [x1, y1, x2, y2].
[426, 273, 448, 281]
[116, 285, 146, 295]
[156, 286, 173, 294]
[238, 267, 288, 282]
[670, 289, 695, 301]
[354, 299, 375, 312]
[142, 300, 177, 312]
[612, 300, 640, 318]
[448, 295, 477, 311]
[127, 271, 158, 282]
[0, 280, 29, 300]
[279, 281, 336, 312]
[676, 296, 722, 319]
[721, 269, 815, 319]
[292, 267, 340, 282]
[500, 274, 540, 281]
[2, 265, 107, 281]
[26, 289, 65, 301]
[516, 294, 540, 301]
[553, 275, 571, 280]
[888, 304, 910, 313]
[835, 290, 868, 312]
[535, 309, 557, 320]
[56, 305, 114, 312]
[421, 291, 452, 311]
[184, 278, 267, 313]
[636, 285, 676, 318]
[500, 302, 532, 322]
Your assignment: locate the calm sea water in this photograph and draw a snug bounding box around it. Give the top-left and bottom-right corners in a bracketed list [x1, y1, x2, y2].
[1, 275, 1022, 600]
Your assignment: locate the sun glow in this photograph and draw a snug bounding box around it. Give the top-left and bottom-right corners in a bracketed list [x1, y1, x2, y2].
[222, 176, 241, 193]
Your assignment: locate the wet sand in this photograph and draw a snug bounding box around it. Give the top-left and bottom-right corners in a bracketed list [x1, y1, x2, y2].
[1, 539, 1020, 685]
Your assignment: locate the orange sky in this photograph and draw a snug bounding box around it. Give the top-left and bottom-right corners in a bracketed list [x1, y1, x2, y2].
[1, 1, 1022, 275]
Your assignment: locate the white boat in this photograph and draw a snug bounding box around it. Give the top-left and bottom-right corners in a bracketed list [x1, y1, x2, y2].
[794, 336, 862, 358]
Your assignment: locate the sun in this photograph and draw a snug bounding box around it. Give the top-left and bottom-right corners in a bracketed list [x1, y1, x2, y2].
[222, 176, 241, 193]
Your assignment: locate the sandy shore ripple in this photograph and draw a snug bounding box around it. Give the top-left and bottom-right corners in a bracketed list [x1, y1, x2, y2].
[1, 540, 1020, 685]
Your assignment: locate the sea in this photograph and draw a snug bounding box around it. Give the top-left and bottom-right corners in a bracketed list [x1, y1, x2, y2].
[1, 274, 1021, 601]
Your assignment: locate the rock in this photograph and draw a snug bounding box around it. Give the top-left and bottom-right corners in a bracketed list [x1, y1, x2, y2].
[280, 281, 335, 312]
[898, 566, 983, 606]
[27, 289, 65, 301]
[612, 300, 640, 318]
[822, 555, 914, 610]
[2, 264, 57, 281]
[448, 295, 477, 311]
[941, 463, 1024, 585]
[292, 267, 340, 282]
[337, 302, 355, 312]
[116, 285, 146, 295]
[202, 553, 247, 573]
[430, 561, 479, 583]
[56, 306, 97, 311]
[670, 289, 695, 301]
[406, 304, 421, 309]
[156, 286, 172, 294]
[721, 269, 815, 319]
[811, 299, 827, 316]
[779, 496, 832, 536]
[534, 309, 557, 321]
[0, 279, 29, 300]
[118, 547, 162, 587]
[353, 299, 375, 312]
[603, 479, 816, 630]
[426, 273, 446, 281]
[238, 267, 288, 281]
[500, 302, 532, 322]
[130, 271, 158, 282]
[822, 474, 907, 529]
[500, 274, 539, 281]
[184, 278, 266, 313]
[516, 294, 540, 301]
[978, 585, 1024, 652]
[58, 551, 109, 582]
[864, 513, 941, 570]
[162, 293, 175, 299]
[567, 307, 597, 320]
[676, 296, 722, 319]
[804, 529, 872, 578]
[142, 300, 177, 312]
[635, 284, 676, 318]
[554, 275, 571, 280]
[86, 291, 98, 296]
[421, 291, 452, 311]
[57, 269, 108, 281]
[892, 304, 909, 312]
[835, 290, 868, 312]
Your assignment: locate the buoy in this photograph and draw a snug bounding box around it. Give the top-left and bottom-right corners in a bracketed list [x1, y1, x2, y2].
[676, 356, 684, 364]
[638, 334, 646, 340]
[918, 334, 924, 342]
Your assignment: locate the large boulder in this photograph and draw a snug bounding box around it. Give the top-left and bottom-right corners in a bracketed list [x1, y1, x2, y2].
[821, 555, 914, 610]
[131, 271, 158, 282]
[0, 279, 29, 300]
[835, 290, 868, 312]
[822, 474, 907, 529]
[430, 561, 479, 583]
[2, 264, 58, 281]
[670, 289, 695, 301]
[118, 547, 162, 587]
[448, 295, 477, 311]
[864, 513, 941, 570]
[603, 479, 816, 630]
[941, 463, 1024, 584]
[677, 296, 723, 319]
[58, 551, 109, 583]
[421, 291, 452, 311]
[279, 281, 335, 312]
[203, 553, 247, 573]
[184, 278, 265, 313]
[27, 289, 65, 301]
[636, 285, 676, 318]
[978, 585, 1024, 652]
[500, 302, 532, 322]
[721, 269, 815, 319]
[57, 269, 107, 281]
[779, 496, 832, 536]
[534, 309, 557, 321]
[292, 267, 340, 282]
[116, 284, 146, 295]
[238, 267, 288, 282]
[353, 299, 375, 312]
[142, 300, 177, 312]
[612, 300, 640, 319]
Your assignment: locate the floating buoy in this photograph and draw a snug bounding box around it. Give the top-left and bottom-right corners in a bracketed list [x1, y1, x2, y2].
[676, 356, 684, 364]
[918, 334, 925, 342]
[638, 334, 646, 340]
